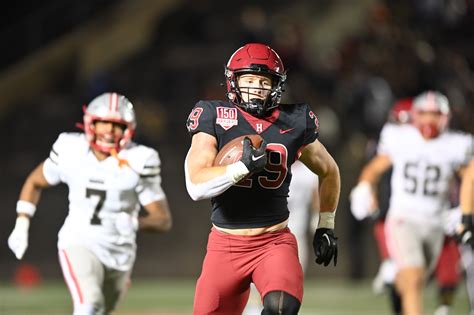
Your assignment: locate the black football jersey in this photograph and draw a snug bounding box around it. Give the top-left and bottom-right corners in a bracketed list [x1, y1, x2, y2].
[186, 100, 319, 229]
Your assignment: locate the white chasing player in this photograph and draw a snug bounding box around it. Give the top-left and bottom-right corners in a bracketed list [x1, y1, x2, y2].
[350, 90, 473, 315]
[7, 92, 172, 315]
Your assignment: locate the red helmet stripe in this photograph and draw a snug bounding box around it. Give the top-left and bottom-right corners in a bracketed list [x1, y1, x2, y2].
[425, 91, 437, 111]
[109, 92, 118, 113]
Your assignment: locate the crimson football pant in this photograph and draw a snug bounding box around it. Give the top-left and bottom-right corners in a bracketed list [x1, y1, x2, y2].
[435, 237, 461, 287]
[193, 227, 303, 315]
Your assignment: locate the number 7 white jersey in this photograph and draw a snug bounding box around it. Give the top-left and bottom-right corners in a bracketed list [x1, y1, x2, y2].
[42, 132, 166, 271]
[377, 124, 473, 226]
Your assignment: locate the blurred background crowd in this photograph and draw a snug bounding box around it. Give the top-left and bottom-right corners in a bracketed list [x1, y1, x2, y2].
[0, 0, 473, 283]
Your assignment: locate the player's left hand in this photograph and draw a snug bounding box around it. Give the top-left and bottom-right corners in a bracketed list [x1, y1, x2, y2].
[313, 228, 338, 266]
[456, 214, 474, 249]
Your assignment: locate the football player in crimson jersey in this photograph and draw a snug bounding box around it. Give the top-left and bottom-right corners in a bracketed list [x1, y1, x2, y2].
[7, 93, 172, 315]
[185, 43, 340, 314]
[350, 91, 473, 315]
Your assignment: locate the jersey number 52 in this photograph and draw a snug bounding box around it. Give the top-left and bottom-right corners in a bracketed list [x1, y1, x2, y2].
[403, 162, 441, 196]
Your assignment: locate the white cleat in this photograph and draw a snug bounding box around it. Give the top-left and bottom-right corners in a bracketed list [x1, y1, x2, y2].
[433, 305, 450, 315]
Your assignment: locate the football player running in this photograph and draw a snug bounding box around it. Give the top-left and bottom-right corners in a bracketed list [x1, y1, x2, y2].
[7, 92, 172, 315]
[185, 43, 340, 315]
[350, 91, 473, 315]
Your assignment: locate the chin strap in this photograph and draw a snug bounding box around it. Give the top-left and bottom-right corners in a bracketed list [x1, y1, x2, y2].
[110, 148, 130, 168]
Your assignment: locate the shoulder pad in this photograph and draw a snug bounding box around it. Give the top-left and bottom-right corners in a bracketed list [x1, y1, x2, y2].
[124, 144, 161, 177]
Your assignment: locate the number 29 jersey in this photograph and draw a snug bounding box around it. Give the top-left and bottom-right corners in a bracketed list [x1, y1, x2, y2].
[378, 123, 473, 226]
[42, 132, 166, 271]
[186, 100, 319, 229]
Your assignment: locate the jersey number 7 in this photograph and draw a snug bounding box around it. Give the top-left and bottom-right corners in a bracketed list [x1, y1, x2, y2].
[86, 188, 106, 225]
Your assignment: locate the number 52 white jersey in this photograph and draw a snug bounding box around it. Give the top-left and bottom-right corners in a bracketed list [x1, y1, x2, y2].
[42, 132, 166, 271]
[378, 124, 473, 226]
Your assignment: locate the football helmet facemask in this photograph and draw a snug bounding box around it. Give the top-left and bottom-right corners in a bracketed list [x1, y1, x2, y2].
[83, 92, 136, 154]
[411, 90, 450, 139]
[225, 43, 286, 118]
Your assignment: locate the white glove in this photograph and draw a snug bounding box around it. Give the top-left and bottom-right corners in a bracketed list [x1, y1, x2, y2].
[441, 206, 462, 236]
[8, 216, 30, 260]
[115, 212, 139, 236]
[350, 182, 376, 220]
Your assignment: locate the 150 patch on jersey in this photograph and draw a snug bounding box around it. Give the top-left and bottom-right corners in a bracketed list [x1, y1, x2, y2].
[216, 107, 238, 130]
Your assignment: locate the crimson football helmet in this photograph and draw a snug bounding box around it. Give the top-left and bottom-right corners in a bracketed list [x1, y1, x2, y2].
[388, 97, 413, 124]
[411, 90, 450, 139]
[83, 92, 136, 153]
[225, 43, 286, 117]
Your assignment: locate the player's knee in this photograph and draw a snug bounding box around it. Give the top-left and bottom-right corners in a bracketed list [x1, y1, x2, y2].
[262, 291, 300, 315]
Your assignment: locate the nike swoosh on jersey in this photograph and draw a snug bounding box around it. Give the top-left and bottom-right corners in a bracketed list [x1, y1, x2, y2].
[279, 128, 295, 134]
[251, 154, 265, 161]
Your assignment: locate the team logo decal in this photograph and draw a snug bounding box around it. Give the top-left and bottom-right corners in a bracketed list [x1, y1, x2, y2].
[216, 107, 238, 130]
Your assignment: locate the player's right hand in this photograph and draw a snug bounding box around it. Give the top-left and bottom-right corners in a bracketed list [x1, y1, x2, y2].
[240, 137, 267, 174]
[7, 216, 30, 260]
[349, 182, 376, 220]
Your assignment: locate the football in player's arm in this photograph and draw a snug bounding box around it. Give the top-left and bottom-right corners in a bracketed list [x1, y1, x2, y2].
[185, 43, 340, 315]
[8, 92, 172, 315]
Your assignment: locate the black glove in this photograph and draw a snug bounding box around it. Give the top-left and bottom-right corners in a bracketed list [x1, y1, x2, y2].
[240, 137, 267, 173]
[456, 214, 474, 249]
[313, 228, 338, 266]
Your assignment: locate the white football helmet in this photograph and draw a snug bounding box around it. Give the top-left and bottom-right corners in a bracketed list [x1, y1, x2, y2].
[411, 90, 450, 139]
[83, 92, 136, 153]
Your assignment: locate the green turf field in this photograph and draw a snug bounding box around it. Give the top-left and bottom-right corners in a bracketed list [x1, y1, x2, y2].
[0, 278, 470, 314]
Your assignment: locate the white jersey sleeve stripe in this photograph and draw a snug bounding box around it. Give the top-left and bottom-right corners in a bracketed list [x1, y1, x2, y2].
[141, 165, 160, 176]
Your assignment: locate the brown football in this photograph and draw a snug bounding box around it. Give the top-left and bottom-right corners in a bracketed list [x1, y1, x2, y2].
[214, 134, 264, 166]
